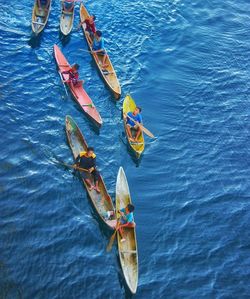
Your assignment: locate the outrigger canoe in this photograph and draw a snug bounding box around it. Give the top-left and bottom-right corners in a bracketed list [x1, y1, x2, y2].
[31, 0, 51, 35]
[123, 95, 145, 158]
[116, 167, 138, 294]
[65, 115, 117, 230]
[54, 45, 103, 127]
[79, 3, 121, 100]
[60, 0, 74, 36]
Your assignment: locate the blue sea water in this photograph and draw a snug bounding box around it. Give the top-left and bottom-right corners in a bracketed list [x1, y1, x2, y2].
[0, 0, 250, 298]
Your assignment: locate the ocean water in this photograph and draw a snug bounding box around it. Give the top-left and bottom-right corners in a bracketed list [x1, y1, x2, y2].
[0, 0, 250, 298]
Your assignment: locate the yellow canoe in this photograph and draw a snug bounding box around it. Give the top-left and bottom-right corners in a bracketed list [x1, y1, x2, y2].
[65, 115, 117, 230]
[116, 167, 138, 294]
[123, 95, 145, 158]
[79, 3, 121, 100]
[31, 0, 51, 35]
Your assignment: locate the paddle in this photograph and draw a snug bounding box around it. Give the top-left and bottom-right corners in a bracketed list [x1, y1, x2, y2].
[106, 194, 128, 252]
[81, 49, 91, 54]
[106, 220, 120, 252]
[59, 161, 89, 172]
[58, 70, 69, 97]
[126, 114, 155, 138]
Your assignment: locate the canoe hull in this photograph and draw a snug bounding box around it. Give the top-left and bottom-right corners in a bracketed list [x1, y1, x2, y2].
[65, 115, 116, 230]
[123, 95, 145, 158]
[79, 3, 121, 100]
[116, 167, 138, 294]
[31, 0, 51, 35]
[54, 45, 103, 127]
[60, 3, 74, 36]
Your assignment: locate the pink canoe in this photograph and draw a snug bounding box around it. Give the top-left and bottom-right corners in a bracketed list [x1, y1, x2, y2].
[54, 45, 103, 127]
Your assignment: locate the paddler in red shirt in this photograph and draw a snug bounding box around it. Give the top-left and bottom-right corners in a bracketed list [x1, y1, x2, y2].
[78, 15, 96, 40]
[61, 63, 84, 87]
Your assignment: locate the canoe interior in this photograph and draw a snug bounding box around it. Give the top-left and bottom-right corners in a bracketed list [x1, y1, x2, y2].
[116, 167, 138, 294]
[60, 2, 75, 36]
[65, 115, 116, 228]
[123, 95, 145, 157]
[32, 0, 51, 34]
[79, 3, 121, 99]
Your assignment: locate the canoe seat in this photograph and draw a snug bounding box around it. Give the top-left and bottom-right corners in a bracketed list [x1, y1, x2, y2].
[33, 21, 45, 25]
[103, 71, 114, 76]
[130, 142, 144, 145]
[63, 10, 74, 15]
[121, 250, 137, 254]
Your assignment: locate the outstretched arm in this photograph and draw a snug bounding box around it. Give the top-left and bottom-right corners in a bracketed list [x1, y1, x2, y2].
[88, 157, 96, 173]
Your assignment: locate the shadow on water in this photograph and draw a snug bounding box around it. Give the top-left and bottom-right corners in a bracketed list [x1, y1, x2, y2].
[115, 255, 135, 299]
[90, 208, 114, 239]
[59, 31, 71, 47]
[78, 114, 101, 136]
[119, 133, 142, 167]
[28, 33, 42, 49]
[0, 261, 22, 299]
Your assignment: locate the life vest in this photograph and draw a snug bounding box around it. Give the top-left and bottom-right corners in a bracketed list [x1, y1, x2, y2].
[80, 151, 96, 159]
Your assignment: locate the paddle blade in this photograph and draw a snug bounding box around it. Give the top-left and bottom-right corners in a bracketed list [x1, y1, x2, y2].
[126, 114, 155, 138]
[139, 124, 155, 138]
[106, 230, 117, 252]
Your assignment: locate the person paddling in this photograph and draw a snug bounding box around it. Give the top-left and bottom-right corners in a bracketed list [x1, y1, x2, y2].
[123, 107, 142, 142]
[117, 204, 135, 242]
[61, 63, 84, 87]
[92, 31, 108, 68]
[78, 15, 96, 39]
[74, 147, 100, 193]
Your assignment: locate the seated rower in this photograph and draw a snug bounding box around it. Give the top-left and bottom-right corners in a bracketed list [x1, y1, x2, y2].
[62, 0, 74, 12]
[74, 147, 100, 193]
[123, 107, 142, 142]
[61, 63, 84, 87]
[92, 30, 108, 68]
[117, 204, 135, 242]
[78, 15, 96, 40]
[37, 0, 50, 10]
